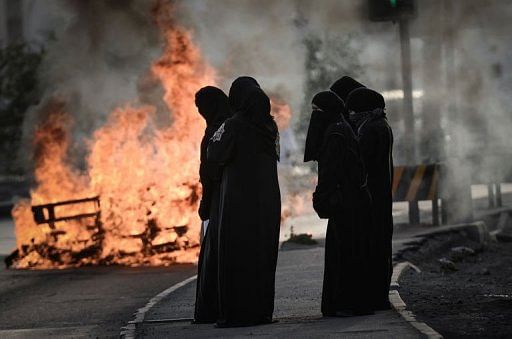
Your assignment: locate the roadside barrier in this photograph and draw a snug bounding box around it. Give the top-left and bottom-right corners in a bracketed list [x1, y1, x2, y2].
[393, 164, 441, 225]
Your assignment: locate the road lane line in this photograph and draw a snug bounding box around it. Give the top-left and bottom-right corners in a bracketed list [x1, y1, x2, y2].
[120, 274, 197, 338]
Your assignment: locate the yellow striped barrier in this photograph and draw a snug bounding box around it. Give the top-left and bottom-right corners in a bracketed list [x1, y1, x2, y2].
[392, 164, 441, 225]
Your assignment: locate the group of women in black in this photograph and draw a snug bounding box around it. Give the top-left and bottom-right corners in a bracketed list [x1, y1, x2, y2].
[193, 75, 393, 327]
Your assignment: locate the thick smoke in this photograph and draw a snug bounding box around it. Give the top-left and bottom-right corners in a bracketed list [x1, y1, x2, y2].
[175, 1, 377, 120]
[22, 0, 164, 169]
[176, 0, 306, 122]
[18, 0, 512, 224]
[21, 0, 379, 166]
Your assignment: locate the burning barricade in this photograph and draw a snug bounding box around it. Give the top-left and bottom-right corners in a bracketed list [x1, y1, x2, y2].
[7, 2, 210, 269]
[6, 1, 299, 270]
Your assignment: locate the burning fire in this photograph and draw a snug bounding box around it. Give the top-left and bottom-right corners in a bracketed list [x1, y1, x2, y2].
[270, 96, 292, 130]
[10, 2, 216, 269]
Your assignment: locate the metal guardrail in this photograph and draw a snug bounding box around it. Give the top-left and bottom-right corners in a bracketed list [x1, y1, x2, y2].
[468, 154, 512, 208]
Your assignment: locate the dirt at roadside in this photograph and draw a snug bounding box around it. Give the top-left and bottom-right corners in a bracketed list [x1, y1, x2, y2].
[399, 232, 512, 338]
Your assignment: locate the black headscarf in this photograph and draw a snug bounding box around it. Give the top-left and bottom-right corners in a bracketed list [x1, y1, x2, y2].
[195, 86, 231, 126]
[346, 87, 385, 113]
[240, 86, 279, 159]
[330, 76, 366, 102]
[228, 76, 260, 112]
[346, 88, 386, 131]
[241, 86, 278, 134]
[304, 91, 345, 162]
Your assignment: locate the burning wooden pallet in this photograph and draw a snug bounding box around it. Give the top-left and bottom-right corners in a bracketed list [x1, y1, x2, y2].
[6, 195, 197, 269]
[8, 196, 105, 268]
[31, 196, 102, 229]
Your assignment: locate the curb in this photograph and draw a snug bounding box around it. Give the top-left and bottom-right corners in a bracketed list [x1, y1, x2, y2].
[412, 221, 490, 244]
[390, 262, 443, 339]
[390, 221, 494, 338]
[120, 275, 197, 339]
[394, 221, 491, 263]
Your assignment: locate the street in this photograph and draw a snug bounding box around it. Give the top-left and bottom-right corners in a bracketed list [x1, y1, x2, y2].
[0, 259, 196, 338]
[0, 185, 510, 337]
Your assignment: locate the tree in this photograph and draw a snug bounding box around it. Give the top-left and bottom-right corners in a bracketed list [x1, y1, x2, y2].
[297, 29, 364, 147]
[0, 44, 43, 173]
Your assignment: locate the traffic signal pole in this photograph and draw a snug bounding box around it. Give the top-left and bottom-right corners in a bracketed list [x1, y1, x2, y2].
[367, 0, 420, 223]
[399, 18, 420, 223]
[399, 18, 415, 165]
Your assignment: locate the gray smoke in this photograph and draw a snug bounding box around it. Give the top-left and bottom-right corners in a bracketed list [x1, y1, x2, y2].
[18, 0, 512, 222]
[21, 0, 163, 168]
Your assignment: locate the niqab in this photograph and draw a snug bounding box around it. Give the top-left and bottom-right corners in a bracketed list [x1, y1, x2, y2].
[304, 91, 345, 162]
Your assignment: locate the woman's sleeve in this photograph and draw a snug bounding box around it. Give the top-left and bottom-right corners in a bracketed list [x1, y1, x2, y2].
[207, 120, 236, 165]
[198, 161, 213, 220]
[312, 135, 344, 219]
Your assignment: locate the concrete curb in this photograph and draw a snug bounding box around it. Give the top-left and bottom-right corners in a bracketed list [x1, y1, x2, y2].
[412, 221, 490, 244]
[390, 262, 443, 339]
[120, 275, 197, 339]
[394, 221, 491, 263]
[390, 221, 494, 339]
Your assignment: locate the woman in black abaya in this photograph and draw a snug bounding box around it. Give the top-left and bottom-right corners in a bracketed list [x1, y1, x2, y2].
[347, 88, 394, 310]
[305, 91, 374, 317]
[193, 86, 231, 323]
[208, 79, 281, 327]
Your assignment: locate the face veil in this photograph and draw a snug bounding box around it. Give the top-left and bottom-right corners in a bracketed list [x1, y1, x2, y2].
[304, 91, 345, 162]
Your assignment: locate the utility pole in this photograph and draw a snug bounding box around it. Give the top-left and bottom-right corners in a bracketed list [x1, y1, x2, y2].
[398, 18, 420, 223]
[368, 0, 417, 165]
[399, 19, 415, 165]
[368, 0, 418, 223]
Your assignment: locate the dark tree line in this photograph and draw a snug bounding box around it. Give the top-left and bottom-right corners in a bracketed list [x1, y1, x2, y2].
[294, 17, 364, 151]
[0, 44, 43, 174]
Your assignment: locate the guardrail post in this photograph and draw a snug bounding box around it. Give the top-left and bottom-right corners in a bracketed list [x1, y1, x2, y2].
[487, 183, 495, 208]
[432, 198, 440, 226]
[442, 159, 473, 223]
[496, 183, 502, 207]
[408, 201, 420, 224]
[441, 199, 448, 224]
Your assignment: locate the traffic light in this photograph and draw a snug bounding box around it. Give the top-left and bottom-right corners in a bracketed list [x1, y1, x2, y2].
[368, 0, 417, 22]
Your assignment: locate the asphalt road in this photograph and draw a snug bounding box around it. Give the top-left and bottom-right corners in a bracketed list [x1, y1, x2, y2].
[0, 185, 509, 338]
[0, 261, 196, 338]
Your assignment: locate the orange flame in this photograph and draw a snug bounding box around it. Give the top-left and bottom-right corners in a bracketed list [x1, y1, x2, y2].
[270, 97, 292, 130]
[11, 2, 216, 269]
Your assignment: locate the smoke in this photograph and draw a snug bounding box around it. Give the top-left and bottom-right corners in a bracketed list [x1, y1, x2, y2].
[175, 1, 374, 121]
[22, 0, 163, 168]
[21, 0, 378, 163]
[442, 2, 512, 176]
[19, 0, 512, 225]
[174, 0, 304, 120]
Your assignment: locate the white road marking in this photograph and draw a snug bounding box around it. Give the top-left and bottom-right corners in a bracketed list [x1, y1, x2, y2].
[391, 262, 443, 339]
[120, 274, 197, 338]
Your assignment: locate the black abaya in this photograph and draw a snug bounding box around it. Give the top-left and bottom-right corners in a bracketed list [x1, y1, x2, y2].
[193, 86, 231, 323]
[313, 121, 374, 316]
[304, 91, 373, 316]
[208, 86, 281, 327]
[347, 88, 394, 310]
